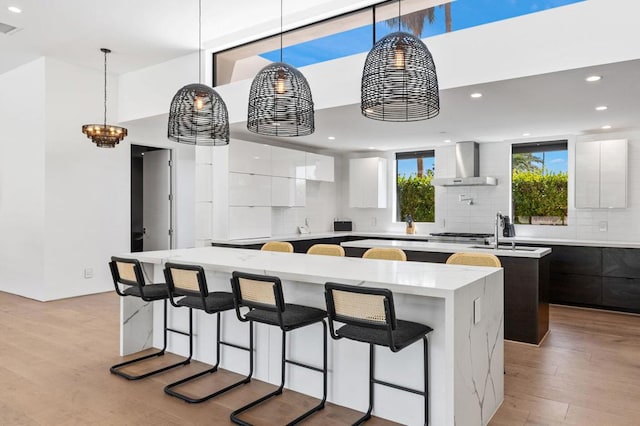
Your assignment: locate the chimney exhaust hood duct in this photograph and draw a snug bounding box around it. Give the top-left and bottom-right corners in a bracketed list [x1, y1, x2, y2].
[431, 141, 497, 186]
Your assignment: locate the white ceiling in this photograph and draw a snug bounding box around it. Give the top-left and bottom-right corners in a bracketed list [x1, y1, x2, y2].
[4, 0, 640, 153]
[0, 0, 380, 75]
[230, 58, 640, 152]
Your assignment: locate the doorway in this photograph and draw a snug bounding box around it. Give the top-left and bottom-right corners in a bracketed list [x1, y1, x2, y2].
[131, 145, 173, 252]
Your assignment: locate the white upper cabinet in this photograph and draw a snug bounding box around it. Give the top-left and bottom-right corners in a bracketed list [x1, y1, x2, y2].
[271, 177, 305, 207]
[229, 140, 271, 175]
[349, 157, 388, 208]
[229, 172, 271, 206]
[271, 146, 306, 178]
[575, 139, 627, 209]
[305, 153, 335, 182]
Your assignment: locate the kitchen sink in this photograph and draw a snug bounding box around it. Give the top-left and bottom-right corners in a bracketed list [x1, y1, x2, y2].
[468, 245, 537, 252]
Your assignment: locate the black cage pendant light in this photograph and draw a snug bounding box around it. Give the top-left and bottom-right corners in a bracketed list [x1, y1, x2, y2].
[81, 48, 128, 148]
[168, 0, 229, 145]
[361, 0, 440, 122]
[247, 0, 314, 136]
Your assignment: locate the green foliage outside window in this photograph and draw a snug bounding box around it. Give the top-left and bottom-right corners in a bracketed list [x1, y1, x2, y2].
[512, 171, 568, 224]
[397, 170, 435, 222]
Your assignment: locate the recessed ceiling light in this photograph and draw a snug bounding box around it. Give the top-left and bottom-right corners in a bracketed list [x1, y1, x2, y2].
[595, 105, 608, 111]
[585, 75, 602, 82]
[327, 136, 335, 140]
[7, 6, 21, 13]
[522, 133, 531, 137]
[601, 125, 612, 130]
[470, 93, 483, 98]
[368, 146, 375, 150]
[444, 139, 451, 143]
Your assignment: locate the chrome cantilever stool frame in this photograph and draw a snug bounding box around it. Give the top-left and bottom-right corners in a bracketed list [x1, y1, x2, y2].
[325, 282, 433, 425]
[108, 256, 192, 380]
[229, 271, 328, 426]
[163, 262, 254, 403]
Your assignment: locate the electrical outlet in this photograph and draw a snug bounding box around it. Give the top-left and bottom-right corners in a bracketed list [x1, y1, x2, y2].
[84, 268, 93, 279]
[474, 297, 482, 324]
[599, 221, 608, 232]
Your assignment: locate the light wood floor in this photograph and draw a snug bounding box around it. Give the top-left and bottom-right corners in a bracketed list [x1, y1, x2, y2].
[1, 291, 639, 425]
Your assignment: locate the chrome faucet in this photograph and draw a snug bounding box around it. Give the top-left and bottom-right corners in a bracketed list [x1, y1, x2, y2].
[495, 212, 504, 249]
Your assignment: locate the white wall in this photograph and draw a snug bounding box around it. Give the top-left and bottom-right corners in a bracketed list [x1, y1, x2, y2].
[41, 58, 129, 300]
[0, 58, 47, 300]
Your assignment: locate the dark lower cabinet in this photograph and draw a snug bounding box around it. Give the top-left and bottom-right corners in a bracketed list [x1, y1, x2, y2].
[532, 244, 640, 313]
[603, 248, 640, 278]
[550, 274, 602, 305]
[602, 277, 640, 312]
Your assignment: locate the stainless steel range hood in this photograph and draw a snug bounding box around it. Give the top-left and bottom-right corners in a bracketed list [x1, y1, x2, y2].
[431, 141, 497, 186]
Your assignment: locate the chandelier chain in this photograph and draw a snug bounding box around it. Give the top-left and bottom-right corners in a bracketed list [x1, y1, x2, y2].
[198, 0, 202, 83]
[103, 49, 107, 126]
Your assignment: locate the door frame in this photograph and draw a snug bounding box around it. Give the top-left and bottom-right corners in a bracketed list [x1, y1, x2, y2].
[131, 144, 175, 251]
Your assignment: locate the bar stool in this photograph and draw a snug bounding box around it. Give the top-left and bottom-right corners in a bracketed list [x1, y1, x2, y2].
[446, 252, 501, 267]
[163, 262, 254, 403]
[324, 282, 433, 425]
[229, 271, 328, 425]
[362, 247, 407, 261]
[108, 256, 192, 380]
[307, 244, 345, 256]
[261, 241, 294, 253]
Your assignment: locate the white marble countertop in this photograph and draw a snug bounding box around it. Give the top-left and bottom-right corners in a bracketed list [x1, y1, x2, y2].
[211, 231, 640, 249]
[342, 239, 551, 258]
[123, 246, 501, 299]
[501, 236, 640, 249]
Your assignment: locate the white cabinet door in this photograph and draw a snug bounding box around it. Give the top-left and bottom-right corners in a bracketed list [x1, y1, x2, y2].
[271, 146, 306, 178]
[306, 153, 334, 182]
[228, 207, 271, 239]
[575, 141, 601, 208]
[575, 139, 627, 209]
[599, 139, 627, 208]
[229, 172, 271, 206]
[271, 177, 305, 207]
[229, 140, 271, 175]
[349, 157, 387, 208]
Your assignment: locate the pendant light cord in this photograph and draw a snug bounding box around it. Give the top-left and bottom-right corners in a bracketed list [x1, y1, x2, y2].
[398, 0, 401, 31]
[280, 0, 283, 62]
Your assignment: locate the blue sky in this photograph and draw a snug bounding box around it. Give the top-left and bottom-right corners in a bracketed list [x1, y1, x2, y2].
[261, 0, 585, 67]
[398, 157, 436, 178]
[397, 149, 567, 178]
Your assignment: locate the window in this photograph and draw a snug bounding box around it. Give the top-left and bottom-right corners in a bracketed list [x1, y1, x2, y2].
[512, 141, 568, 225]
[396, 150, 435, 222]
[213, 0, 584, 86]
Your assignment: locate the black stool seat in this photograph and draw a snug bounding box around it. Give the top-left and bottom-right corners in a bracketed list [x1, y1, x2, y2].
[325, 282, 433, 425]
[245, 303, 327, 330]
[163, 263, 253, 404]
[123, 283, 169, 300]
[109, 257, 192, 381]
[230, 271, 328, 425]
[176, 292, 235, 311]
[337, 320, 433, 351]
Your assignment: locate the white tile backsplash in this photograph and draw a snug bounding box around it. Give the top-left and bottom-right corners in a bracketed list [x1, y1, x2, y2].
[337, 133, 640, 243]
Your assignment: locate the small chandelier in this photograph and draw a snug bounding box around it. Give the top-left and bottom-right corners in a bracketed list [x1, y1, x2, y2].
[168, 0, 229, 145]
[247, 0, 314, 136]
[361, 1, 440, 122]
[81, 48, 127, 148]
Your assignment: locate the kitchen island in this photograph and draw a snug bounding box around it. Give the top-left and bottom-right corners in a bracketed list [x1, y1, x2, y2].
[120, 246, 503, 426]
[342, 239, 551, 345]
